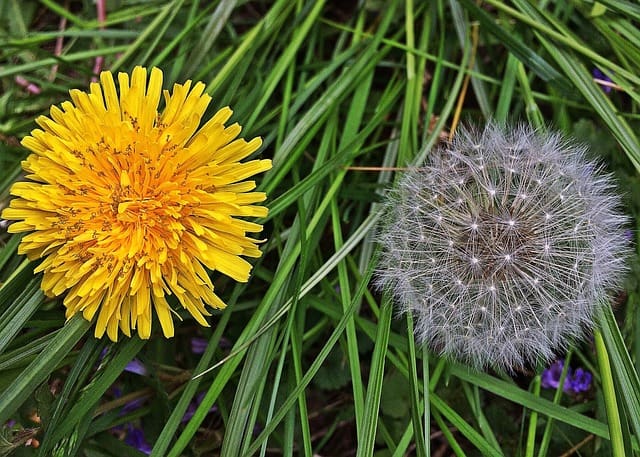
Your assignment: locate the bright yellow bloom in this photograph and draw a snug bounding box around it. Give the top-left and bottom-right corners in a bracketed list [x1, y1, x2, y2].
[2, 66, 272, 341]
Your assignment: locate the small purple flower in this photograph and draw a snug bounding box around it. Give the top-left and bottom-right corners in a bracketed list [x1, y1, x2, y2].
[541, 360, 564, 389]
[124, 359, 148, 376]
[99, 349, 147, 376]
[541, 359, 592, 394]
[593, 68, 613, 94]
[567, 368, 592, 393]
[125, 425, 152, 455]
[190, 337, 208, 355]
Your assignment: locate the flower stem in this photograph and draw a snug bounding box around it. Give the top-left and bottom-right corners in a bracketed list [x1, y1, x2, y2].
[594, 328, 626, 457]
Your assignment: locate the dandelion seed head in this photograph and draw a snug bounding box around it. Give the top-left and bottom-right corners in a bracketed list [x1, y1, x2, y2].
[375, 123, 631, 371]
[1, 66, 272, 341]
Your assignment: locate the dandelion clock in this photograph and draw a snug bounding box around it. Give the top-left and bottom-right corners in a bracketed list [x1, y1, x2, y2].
[375, 123, 630, 371]
[2, 67, 272, 342]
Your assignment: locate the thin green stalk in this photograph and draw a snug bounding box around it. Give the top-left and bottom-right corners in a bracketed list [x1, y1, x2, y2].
[524, 375, 541, 457]
[595, 329, 626, 457]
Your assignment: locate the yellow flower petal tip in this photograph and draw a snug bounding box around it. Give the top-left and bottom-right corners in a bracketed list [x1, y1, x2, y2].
[2, 66, 272, 342]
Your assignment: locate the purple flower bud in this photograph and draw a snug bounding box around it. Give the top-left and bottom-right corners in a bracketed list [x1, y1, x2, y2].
[541, 360, 565, 389]
[125, 425, 151, 455]
[541, 359, 592, 394]
[124, 359, 148, 376]
[190, 337, 208, 354]
[592, 68, 613, 94]
[567, 368, 592, 393]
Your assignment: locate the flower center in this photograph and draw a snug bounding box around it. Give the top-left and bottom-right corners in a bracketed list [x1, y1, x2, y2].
[116, 197, 164, 226]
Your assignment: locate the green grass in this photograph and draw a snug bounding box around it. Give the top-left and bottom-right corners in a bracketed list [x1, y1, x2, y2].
[1, 1, 640, 455]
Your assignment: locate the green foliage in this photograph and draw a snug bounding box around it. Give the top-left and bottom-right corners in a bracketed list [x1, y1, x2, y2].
[1, 0, 640, 456]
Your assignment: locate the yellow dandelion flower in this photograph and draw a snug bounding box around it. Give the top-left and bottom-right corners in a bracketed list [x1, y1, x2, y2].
[1, 66, 272, 341]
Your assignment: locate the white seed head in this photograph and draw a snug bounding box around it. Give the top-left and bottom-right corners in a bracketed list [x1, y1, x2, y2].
[375, 123, 631, 372]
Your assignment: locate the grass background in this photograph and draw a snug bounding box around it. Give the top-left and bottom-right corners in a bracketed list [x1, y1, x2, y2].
[1, 0, 640, 456]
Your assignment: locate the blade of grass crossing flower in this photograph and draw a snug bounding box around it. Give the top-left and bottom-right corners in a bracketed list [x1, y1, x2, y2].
[431, 393, 504, 456]
[0, 315, 90, 425]
[595, 329, 627, 457]
[356, 295, 393, 457]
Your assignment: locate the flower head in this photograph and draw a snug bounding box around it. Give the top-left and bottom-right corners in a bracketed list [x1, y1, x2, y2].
[375, 123, 630, 371]
[2, 66, 272, 341]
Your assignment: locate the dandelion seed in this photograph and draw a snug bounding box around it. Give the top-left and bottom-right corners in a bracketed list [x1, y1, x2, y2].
[2, 66, 272, 341]
[375, 123, 630, 371]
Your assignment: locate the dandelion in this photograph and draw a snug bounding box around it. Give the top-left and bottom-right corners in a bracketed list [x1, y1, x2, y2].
[2, 66, 272, 341]
[375, 123, 630, 371]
